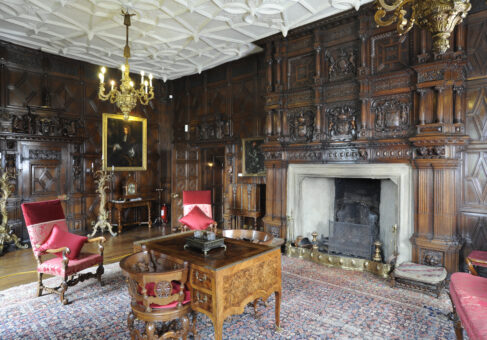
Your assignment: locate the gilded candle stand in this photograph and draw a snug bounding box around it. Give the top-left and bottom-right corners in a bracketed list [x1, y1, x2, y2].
[0, 170, 27, 254]
[89, 169, 116, 237]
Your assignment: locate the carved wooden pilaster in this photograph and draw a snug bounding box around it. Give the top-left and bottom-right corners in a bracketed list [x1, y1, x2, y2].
[435, 86, 445, 124]
[417, 89, 427, 125]
[265, 41, 273, 93]
[453, 86, 464, 124]
[274, 41, 282, 92]
[266, 110, 273, 136]
[418, 30, 430, 63]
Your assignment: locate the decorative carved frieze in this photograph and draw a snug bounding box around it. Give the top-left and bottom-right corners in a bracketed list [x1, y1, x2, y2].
[325, 48, 357, 82]
[287, 109, 315, 142]
[28, 149, 61, 160]
[263, 151, 283, 161]
[326, 104, 358, 141]
[372, 73, 412, 94]
[324, 82, 359, 102]
[10, 107, 81, 138]
[287, 150, 322, 161]
[325, 148, 365, 162]
[196, 118, 231, 141]
[417, 69, 444, 83]
[287, 90, 313, 107]
[371, 96, 411, 137]
[415, 145, 446, 159]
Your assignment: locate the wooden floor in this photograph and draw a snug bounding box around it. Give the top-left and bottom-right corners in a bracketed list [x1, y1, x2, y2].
[0, 224, 172, 291]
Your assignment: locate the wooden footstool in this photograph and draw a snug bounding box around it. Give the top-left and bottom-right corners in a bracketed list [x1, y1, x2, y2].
[390, 262, 447, 298]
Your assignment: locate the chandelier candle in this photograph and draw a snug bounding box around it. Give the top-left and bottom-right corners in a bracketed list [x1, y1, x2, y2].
[98, 10, 154, 120]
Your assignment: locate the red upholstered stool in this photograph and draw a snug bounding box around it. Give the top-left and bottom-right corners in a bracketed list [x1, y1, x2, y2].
[449, 272, 487, 340]
[466, 250, 487, 276]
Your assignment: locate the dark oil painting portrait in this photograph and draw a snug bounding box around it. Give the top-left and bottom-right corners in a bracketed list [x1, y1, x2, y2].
[242, 138, 265, 176]
[102, 113, 147, 171]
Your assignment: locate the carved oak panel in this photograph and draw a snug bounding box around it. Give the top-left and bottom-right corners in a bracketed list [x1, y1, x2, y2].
[287, 53, 315, 89]
[325, 43, 358, 82]
[371, 94, 412, 137]
[6, 68, 43, 107]
[371, 30, 409, 74]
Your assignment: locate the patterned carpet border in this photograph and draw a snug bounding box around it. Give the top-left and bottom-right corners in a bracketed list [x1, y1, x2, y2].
[0, 256, 456, 339]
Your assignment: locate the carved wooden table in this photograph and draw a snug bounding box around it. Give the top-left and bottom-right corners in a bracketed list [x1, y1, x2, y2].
[107, 199, 152, 234]
[134, 232, 282, 340]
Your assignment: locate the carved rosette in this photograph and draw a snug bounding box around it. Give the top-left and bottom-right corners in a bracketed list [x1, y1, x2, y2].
[326, 103, 358, 141]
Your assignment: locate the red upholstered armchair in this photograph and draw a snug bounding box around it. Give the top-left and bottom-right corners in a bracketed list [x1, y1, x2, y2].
[21, 200, 105, 305]
[176, 190, 216, 233]
[466, 250, 487, 276]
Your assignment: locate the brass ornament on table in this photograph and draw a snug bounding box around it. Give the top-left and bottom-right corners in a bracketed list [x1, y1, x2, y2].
[98, 10, 154, 120]
[374, 0, 472, 54]
[89, 169, 116, 237]
[0, 170, 27, 254]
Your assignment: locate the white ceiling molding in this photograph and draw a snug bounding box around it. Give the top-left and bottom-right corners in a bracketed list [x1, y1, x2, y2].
[0, 0, 371, 80]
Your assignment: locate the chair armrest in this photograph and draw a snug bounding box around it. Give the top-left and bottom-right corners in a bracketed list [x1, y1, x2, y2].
[45, 246, 71, 254]
[87, 236, 106, 244]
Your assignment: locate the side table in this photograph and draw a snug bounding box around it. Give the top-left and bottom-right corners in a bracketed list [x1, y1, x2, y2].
[107, 199, 153, 233]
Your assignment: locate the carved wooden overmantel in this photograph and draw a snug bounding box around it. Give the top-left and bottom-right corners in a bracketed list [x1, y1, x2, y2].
[255, 3, 476, 274]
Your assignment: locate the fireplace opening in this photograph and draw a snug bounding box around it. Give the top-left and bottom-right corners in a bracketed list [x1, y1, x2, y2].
[327, 179, 381, 259]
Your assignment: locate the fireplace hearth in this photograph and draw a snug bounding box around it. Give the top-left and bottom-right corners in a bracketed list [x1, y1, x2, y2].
[286, 163, 413, 275]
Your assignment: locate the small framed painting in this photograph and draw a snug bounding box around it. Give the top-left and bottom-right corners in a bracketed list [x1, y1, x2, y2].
[102, 113, 147, 171]
[242, 137, 266, 176]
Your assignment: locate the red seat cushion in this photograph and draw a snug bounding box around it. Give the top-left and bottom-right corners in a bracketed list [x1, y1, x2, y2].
[450, 272, 487, 340]
[37, 253, 103, 276]
[37, 225, 87, 260]
[468, 250, 487, 267]
[179, 206, 215, 231]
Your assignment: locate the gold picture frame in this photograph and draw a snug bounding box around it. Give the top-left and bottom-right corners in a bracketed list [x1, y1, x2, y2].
[102, 113, 147, 171]
[242, 137, 266, 176]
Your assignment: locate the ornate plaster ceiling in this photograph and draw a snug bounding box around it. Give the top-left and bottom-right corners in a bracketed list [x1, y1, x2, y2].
[0, 0, 371, 80]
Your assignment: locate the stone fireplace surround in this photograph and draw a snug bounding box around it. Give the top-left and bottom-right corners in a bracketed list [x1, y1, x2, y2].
[286, 163, 413, 265]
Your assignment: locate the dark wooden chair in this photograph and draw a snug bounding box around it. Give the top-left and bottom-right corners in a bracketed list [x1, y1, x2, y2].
[465, 250, 487, 276]
[120, 247, 195, 340]
[21, 199, 105, 305]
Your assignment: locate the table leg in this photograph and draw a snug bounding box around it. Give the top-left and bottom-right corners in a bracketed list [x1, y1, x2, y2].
[147, 202, 152, 228]
[117, 208, 122, 234]
[214, 317, 224, 340]
[275, 289, 281, 329]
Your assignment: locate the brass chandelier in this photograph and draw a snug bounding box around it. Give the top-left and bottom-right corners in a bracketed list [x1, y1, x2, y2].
[98, 10, 154, 120]
[374, 0, 472, 54]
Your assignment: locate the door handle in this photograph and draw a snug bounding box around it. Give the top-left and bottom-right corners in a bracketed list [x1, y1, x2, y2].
[171, 193, 179, 198]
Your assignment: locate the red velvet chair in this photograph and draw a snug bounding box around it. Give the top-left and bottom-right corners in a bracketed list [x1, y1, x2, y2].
[21, 199, 105, 305]
[466, 250, 487, 276]
[176, 190, 216, 232]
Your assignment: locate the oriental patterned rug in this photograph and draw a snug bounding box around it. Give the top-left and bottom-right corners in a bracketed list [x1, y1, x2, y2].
[0, 256, 456, 339]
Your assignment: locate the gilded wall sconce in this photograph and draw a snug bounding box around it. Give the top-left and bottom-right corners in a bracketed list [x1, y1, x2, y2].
[374, 0, 472, 54]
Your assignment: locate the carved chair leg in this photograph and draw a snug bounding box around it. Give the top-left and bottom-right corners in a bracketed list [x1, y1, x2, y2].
[191, 311, 198, 339]
[180, 314, 190, 340]
[59, 281, 68, 305]
[127, 312, 137, 340]
[37, 272, 44, 297]
[465, 258, 479, 276]
[96, 263, 104, 286]
[145, 321, 155, 340]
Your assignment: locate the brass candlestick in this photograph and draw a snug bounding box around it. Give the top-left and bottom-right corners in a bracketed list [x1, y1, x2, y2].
[373, 240, 383, 262]
[311, 231, 319, 250]
[89, 169, 116, 237]
[0, 170, 27, 254]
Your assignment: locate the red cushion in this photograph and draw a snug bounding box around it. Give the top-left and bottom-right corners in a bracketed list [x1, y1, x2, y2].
[138, 281, 191, 309]
[21, 200, 65, 226]
[183, 190, 211, 205]
[450, 272, 487, 340]
[37, 224, 87, 260]
[179, 206, 215, 231]
[468, 250, 487, 267]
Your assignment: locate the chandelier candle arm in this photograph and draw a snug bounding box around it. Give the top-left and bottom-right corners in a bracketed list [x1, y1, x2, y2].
[98, 10, 154, 120]
[374, 0, 472, 54]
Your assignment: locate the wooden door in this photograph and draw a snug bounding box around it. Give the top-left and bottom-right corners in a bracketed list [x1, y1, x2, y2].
[171, 143, 200, 228]
[201, 147, 225, 225]
[20, 141, 67, 209]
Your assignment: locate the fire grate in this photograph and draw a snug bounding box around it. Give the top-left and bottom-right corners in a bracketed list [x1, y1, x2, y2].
[329, 221, 375, 259]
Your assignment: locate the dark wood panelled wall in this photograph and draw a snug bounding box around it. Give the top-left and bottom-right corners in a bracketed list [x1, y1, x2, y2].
[3, 2, 487, 273]
[170, 1, 487, 274]
[0, 41, 172, 242]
